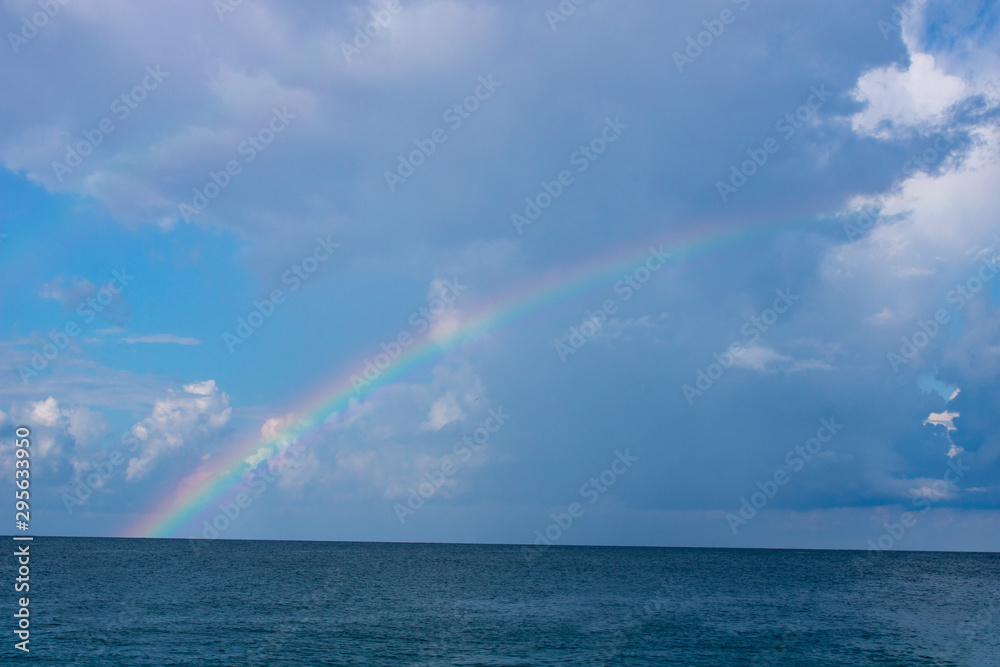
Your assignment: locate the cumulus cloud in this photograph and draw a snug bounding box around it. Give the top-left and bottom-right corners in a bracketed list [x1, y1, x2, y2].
[0, 398, 77, 464]
[64, 406, 110, 447]
[0, 398, 113, 485]
[851, 52, 967, 138]
[278, 361, 490, 499]
[125, 380, 232, 481]
[244, 414, 298, 470]
[29, 397, 63, 426]
[421, 392, 466, 431]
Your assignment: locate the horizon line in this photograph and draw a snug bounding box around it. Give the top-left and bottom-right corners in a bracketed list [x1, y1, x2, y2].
[6, 534, 998, 555]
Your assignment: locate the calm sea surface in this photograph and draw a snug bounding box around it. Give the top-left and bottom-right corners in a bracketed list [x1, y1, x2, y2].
[4, 537, 999, 665]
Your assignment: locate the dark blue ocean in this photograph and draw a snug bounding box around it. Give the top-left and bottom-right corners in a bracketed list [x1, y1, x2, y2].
[3, 538, 998, 665]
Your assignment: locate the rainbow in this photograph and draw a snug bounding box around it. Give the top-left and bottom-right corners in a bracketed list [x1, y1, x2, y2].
[131, 216, 816, 538]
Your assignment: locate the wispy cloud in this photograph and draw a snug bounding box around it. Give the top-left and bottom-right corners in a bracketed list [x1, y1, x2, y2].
[121, 334, 201, 345]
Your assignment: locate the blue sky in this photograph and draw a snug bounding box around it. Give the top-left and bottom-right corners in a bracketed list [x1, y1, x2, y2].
[1, 0, 999, 550]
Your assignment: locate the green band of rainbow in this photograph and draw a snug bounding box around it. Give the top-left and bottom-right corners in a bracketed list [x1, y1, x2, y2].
[131, 218, 813, 538]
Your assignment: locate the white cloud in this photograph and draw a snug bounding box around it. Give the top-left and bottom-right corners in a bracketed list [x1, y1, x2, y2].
[243, 414, 298, 469]
[64, 406, 109, 447]
[865, 307, 898, 326]
[121, 334, 200, 345]
[426, 279, 464, 343]
[908, 479, 956, 500]
[1, 398, 110, 468]
[730, 342, 834, 374]
[421, 392, 466, 431]
[39, 276, 96, 308]
[184, 379, 219, 395]
[261, 414, 295, 441]
[125, 380, 232, 481]
[787, 359, 835, 373]
[29, 397, 63, 427]
[242, 360, 493, 499]
[925, 410, 959, 431]
[732, 344, 791, 372]
[36, 436, 60, 458]
[825, 93, 1000, 368]
[850, 52, 966, 138]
